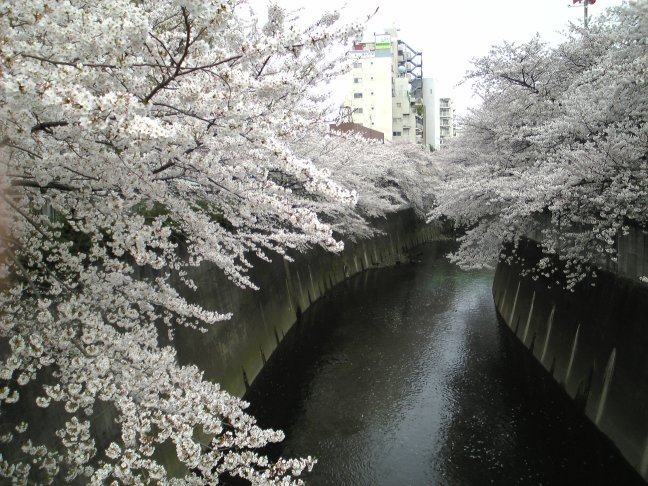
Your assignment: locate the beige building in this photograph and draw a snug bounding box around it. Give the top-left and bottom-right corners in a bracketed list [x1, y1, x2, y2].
[340, 29, 452, 150]
[343, 41, 393, 141]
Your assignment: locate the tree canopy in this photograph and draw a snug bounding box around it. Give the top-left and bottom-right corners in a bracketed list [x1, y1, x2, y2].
[0, 1, 436, 484]
[431, 1, 648, 289]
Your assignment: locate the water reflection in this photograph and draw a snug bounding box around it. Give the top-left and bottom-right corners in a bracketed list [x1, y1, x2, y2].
[245, 241, 644, 485]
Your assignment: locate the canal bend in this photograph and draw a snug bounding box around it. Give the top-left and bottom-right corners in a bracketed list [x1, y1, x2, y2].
[246, 241, 644, 485]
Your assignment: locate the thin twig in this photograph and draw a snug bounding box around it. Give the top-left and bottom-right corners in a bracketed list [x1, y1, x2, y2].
[4, 198, 49, 238]
[21, 53, 116, 69]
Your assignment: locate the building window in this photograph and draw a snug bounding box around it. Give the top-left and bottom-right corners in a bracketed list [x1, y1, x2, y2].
[354, 93, 363, 99]
[353, 62, 362, 68]
[354, 77, 362, 84]
[396, 102, 402, 108]
[393, 131, 401, 137]
[355, 108, 363, 113]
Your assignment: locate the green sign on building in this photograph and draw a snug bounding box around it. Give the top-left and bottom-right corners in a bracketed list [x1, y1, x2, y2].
[375, 34, 391, 50]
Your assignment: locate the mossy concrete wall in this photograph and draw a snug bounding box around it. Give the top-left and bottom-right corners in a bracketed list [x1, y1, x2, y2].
[173, 209, 442, 397]
[493, 238, 648, 482]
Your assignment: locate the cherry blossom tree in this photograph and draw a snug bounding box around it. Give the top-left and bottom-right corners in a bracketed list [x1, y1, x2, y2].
[0, 0, 416, 483]
[431, 1, 648, 288]
[292, 128, 439, 240]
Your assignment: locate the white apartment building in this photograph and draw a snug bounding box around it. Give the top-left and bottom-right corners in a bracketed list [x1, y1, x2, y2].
[340, 29, 452, 151]
[439, 97, 455, 146]
[343, 40, 393, 141]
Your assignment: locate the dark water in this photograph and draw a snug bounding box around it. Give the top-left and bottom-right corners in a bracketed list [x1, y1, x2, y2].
[245, 241, 644, 485]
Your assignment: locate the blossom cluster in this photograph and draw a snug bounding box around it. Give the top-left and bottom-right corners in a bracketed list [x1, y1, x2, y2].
[0, 0, 436, 484]
[431, 2, 648, 289]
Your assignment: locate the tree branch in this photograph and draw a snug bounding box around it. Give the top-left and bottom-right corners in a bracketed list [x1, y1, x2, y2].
[10, 179, 76, 191]
[6, 143, 42, 159]
[142, 7, 192, 103]
[152, 161, 176, 175]
[256, 55, 272, 79]
[31, 121, 69, 133]
[3, 197, 50, 238]
[21, 53, 117, 69]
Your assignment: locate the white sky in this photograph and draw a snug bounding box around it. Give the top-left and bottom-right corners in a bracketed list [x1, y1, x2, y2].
[250, 0, 624, 116]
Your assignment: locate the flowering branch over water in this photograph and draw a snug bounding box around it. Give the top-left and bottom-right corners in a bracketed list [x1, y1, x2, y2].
[0, 0, 438, 483]
[431, 2, 648, 289]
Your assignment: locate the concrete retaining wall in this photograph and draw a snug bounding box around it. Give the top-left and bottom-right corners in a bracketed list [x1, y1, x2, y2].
[172, 209, 441, 397]
[493, 238, 648, 482]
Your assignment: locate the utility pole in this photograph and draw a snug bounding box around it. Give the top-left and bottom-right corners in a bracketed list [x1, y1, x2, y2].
[571, 0, 594, 29]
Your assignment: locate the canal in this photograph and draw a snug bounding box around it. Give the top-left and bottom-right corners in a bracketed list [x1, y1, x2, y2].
[245, 241, 644, 485]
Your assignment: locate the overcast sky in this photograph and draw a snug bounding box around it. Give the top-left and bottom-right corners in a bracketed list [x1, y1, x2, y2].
[252, 0, 624, 116]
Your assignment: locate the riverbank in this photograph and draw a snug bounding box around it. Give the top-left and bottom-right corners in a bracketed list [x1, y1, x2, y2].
[172, 209, 442, 397]
[493, 237, 648, 483]
[245, 241, 644, 485]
